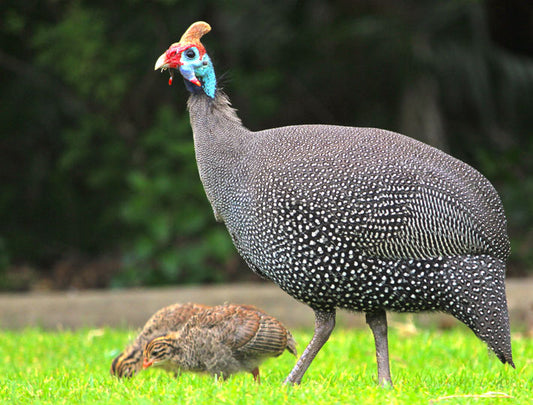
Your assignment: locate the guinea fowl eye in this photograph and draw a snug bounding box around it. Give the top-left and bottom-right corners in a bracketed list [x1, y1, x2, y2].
[185, 49, 196, 59]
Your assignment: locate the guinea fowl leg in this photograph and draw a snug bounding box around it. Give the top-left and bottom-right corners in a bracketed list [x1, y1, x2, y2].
[284, 310, 336, 385]
[366, 309, 393, 387]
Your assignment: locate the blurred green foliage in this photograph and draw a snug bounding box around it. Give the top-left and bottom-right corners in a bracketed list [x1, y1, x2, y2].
[0, 0, 531, 290]
[118, 106, 234, 286]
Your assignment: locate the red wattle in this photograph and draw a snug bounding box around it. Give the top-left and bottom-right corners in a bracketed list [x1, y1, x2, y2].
[168, 76, 173, 86]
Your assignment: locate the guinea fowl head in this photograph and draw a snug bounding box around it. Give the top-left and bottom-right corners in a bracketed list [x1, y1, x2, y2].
[154, 21, 216, 98]
[142, 333, 182, 370]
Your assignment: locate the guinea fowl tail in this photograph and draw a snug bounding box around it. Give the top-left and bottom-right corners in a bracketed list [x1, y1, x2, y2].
[443, 255, 514, 367]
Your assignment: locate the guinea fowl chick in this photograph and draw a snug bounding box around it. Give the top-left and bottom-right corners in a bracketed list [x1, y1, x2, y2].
[142, 304, 297, 383]
[111, 302, 209, 378]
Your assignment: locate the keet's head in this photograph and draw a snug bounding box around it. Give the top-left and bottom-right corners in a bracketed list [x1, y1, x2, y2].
[110, 349, 141, 378]
[154, 21, 216, 98]
[142, 333, 183, 370]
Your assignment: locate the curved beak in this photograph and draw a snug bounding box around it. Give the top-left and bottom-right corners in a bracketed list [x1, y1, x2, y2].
[143, 358, 154, 369]
[154, 52, 168, 70]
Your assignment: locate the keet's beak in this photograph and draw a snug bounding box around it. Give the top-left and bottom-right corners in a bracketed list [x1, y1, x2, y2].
[154, 52, 168, 70]
[143, 358, 153, 369]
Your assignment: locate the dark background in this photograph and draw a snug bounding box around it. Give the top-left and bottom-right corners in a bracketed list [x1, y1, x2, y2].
[1, 0, 531, 291]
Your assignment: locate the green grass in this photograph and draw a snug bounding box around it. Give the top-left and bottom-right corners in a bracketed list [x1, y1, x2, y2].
[0, 326, 531, 404]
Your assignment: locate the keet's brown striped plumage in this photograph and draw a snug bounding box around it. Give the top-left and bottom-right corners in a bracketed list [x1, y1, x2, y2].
[142, 304, 296, 382]
[110, 302, 208, 377]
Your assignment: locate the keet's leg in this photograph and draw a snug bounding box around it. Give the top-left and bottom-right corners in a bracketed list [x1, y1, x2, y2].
[251, 367, 260, 384]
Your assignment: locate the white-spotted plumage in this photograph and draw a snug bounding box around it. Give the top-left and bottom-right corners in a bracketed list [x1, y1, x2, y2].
[187, 92, 513, 374]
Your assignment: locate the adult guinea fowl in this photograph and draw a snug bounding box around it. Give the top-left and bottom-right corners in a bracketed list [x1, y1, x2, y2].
[154, 21, 514, 386]
[142, 304, 297, 382]
[111, 302, 208, 377]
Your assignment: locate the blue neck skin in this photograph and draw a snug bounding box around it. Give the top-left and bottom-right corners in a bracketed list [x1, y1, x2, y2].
[182, 54, 216, 98]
